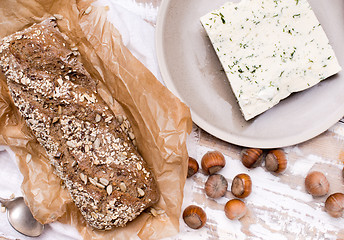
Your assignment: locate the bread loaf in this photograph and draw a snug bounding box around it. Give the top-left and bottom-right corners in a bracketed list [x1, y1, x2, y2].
[0, 18, 159, 230]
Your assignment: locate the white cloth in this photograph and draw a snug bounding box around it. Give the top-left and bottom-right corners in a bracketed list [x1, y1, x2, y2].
[94, 0, 163, 84]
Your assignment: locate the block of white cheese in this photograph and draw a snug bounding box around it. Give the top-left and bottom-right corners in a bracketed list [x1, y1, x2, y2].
[200, 0, 341, 120]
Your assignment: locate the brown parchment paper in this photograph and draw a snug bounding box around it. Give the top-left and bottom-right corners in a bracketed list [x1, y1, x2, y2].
[0, 0, 192, 239]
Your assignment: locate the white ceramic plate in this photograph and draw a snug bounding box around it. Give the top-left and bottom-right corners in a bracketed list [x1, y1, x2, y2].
[156, 0, 344, 148]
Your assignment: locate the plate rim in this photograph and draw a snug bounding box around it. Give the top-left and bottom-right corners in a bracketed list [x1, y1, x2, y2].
[155, 0, 344, 148]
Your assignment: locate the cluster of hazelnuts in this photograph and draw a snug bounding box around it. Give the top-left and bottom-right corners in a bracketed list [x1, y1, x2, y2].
[242, 149, 344, 218]
[183, 149, 287, 230]
[183, 148, 344, 230]
[305, 170, 344, 218]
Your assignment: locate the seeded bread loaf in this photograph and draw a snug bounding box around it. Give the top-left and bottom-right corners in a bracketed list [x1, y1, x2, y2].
[0, 18, 159, 230]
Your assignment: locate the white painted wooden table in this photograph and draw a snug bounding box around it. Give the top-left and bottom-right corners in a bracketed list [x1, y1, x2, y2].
[180, 122, 344, 240]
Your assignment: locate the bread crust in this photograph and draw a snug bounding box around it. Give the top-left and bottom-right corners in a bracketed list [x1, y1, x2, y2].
[0, 18, 159, 230]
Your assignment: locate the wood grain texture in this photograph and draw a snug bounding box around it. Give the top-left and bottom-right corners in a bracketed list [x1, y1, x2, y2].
[182, 122, 344, 239]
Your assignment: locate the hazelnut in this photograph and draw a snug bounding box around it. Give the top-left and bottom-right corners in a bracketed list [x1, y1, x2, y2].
[241, 148, 263, 168]
[231, 173, 252, 198]
[224, 199, 247, 220]
[187, 157, 199, 178]
[325, 193, 344, 218]
[305, 171, 329, 197]
[182, 205, 207, 229]
[205, 174, 228, 198]
[265, 149, 287, 173]
[201, 150, 226, 175]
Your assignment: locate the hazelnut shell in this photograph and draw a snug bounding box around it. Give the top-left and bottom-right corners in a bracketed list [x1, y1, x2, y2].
[201, 151, 226, 175]
[325, 193, 344, 218]
[183, 205, 207, 229]
[205, 174, 228, 198]
[241, 148, 263, 168]
[187, 157, 199, 178]
[304, 171, 329, 197]
[231, 173, 252, 198]
[224, 199, 247, 220]
[265, 149, 287, 173]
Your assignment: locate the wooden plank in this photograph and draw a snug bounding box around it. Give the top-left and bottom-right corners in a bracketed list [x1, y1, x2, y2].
[183, 123, 344, 239]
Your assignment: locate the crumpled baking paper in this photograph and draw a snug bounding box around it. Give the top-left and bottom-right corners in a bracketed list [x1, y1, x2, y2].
[0, 0, 192, 239]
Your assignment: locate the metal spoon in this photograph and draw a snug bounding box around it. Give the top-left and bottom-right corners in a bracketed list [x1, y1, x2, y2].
[0, 196, 44, 237]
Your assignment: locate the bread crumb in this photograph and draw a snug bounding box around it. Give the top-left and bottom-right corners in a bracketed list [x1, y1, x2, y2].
[0, 206, 5, 213]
